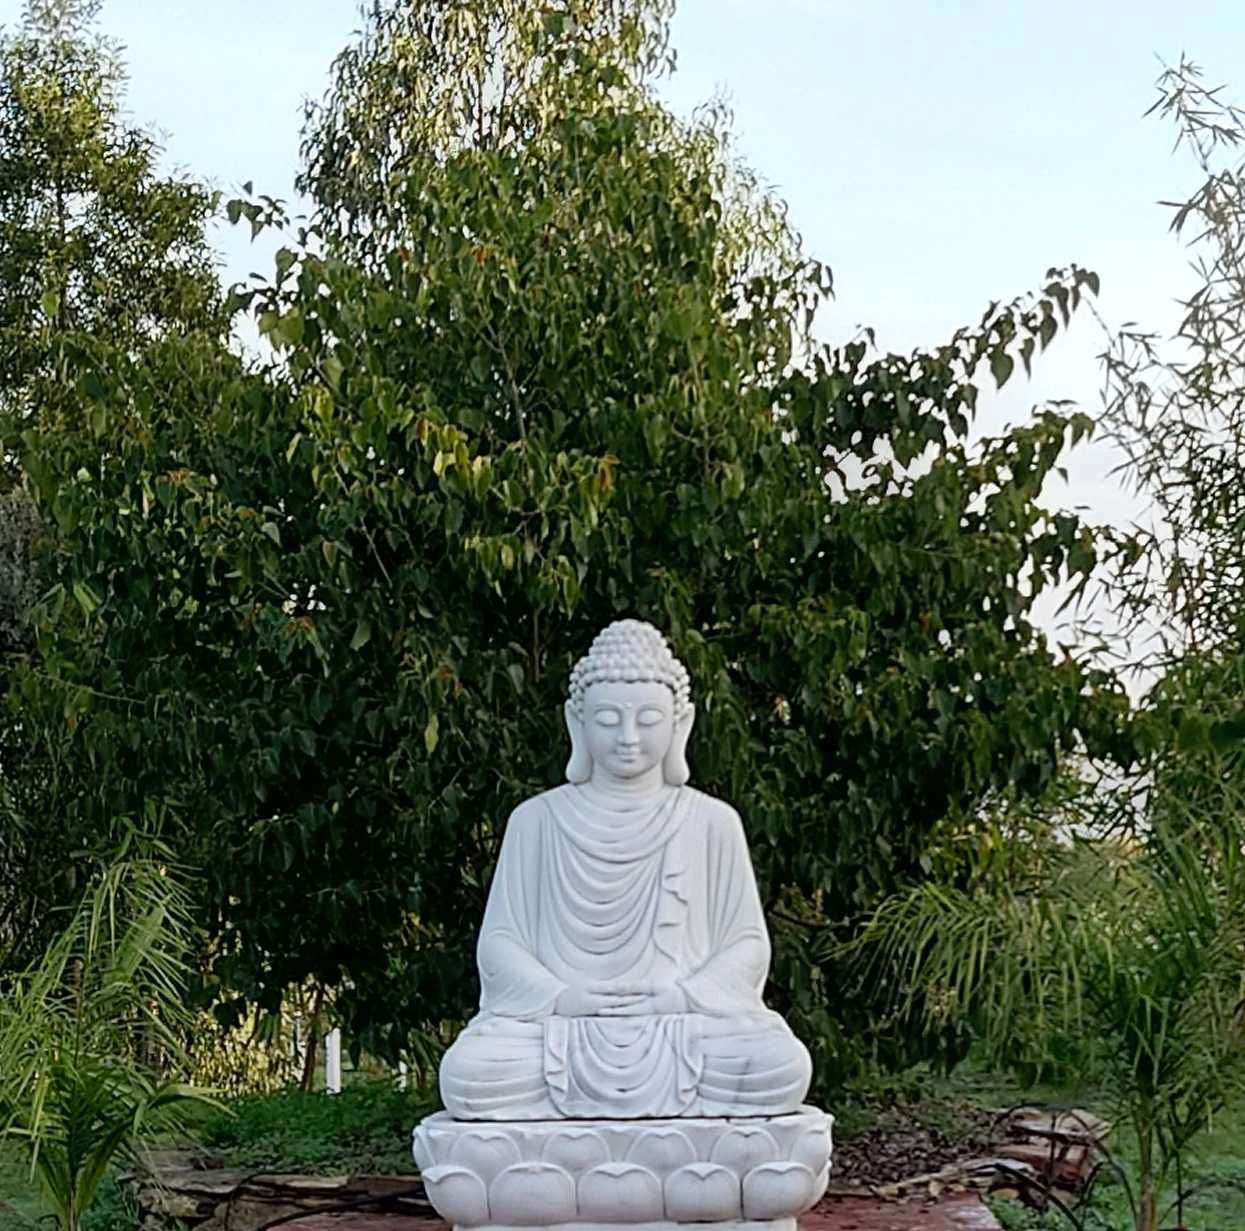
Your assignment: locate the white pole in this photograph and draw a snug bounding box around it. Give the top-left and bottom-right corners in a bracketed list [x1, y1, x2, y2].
[325, 1028, 342, 1094]
[292, 1017, 306, 1074]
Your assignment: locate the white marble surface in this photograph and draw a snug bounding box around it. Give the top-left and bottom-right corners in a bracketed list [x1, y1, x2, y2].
[438, 782, 813, 1120]
[413, 622, 833, 1229]
[437, 622, 812, 1122]
[413, 1107, 833, 1229]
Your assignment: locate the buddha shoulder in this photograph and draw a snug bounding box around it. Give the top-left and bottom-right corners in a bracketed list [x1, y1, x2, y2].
[501, 786, 746, 834]
[503, 791, 559, 832]
[687, 788, 747, 835]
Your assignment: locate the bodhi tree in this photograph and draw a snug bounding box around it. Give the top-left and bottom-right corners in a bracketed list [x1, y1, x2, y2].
[16, 0, 1132, 1088]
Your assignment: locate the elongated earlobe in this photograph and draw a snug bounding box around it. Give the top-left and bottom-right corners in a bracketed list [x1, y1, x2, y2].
[564, 701, 592, 783]
[663, 703, 695, 786]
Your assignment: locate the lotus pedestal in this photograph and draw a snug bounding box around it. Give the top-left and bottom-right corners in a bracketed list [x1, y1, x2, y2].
[412, 1106, 833, 1231]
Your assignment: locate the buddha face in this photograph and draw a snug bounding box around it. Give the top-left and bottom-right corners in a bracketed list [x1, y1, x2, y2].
[580, 679, 676, 782]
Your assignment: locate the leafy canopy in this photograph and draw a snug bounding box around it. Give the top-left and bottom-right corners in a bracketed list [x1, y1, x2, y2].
[0, 0, 226, 976]
[0, 0, 224, 414]
[14, 0, 1130, 1090]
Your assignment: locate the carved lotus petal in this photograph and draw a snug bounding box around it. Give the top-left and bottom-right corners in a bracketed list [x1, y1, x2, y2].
[664, 1162, 741, 1221]
[542, 1127, 611, 1173]
[625, 1127, 695, 1177]
[810, 1159, 831, 1206]
[413, 1125, 455, 1169]
[742, 1161, 818, 1220]
[421, 1165, 489, 1227]
[578, 1163, 664, 1222]
[789, 1124, 832, 1174]
[449, 1129, 523, 1185]
[709, 1126, 779, 1173]
[490, 1162, 576, 1225]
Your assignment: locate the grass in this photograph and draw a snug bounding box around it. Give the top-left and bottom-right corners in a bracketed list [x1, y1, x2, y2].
[199, 1077, 438, 1175]
[836, 1064, 1245, 1229]
[0, 1145, 41, 1231]
[0, 1077, 436, 1231]
[0, 1146, 143, 1231]
[970, 1075, 1245, 1230]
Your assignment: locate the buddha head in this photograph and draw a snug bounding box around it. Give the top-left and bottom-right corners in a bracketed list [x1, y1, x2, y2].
[564, 620, 695, 788]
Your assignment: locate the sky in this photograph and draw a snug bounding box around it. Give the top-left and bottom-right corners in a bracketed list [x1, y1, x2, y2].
[3, 0, 1244, 666]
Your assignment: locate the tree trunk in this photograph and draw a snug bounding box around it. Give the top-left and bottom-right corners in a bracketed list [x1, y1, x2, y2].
[299, 985, 326, 1092]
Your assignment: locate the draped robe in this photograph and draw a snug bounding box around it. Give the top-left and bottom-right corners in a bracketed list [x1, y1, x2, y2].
[438, 784, 811, 1120]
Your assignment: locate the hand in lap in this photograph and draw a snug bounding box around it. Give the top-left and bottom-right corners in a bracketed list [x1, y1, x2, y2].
[556, 980, 688, 1017]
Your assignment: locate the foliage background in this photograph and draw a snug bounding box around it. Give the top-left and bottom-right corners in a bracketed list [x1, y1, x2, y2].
[0, 0, 1142, 1100]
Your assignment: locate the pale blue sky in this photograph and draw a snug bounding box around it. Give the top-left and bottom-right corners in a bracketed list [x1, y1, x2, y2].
[4, 0, 1243, 654]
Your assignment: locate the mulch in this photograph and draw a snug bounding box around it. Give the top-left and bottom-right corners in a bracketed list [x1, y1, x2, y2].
[830, 1104, 999, 1190]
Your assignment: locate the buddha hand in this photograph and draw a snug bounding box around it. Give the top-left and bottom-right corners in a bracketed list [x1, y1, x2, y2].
[555, 979, 688, 1017]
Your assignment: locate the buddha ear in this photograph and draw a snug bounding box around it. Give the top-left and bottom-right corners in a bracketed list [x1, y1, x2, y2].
[663, 703, 695, 787]
[564, 701, 592, 784]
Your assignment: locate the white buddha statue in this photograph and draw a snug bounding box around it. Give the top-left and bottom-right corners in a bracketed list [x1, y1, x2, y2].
[438, 619, 813, 1121]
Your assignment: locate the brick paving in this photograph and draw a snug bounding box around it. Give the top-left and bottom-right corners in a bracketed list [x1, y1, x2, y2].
[803, 1192, 1003, 1230]
[279, 1191, 1003, 1230]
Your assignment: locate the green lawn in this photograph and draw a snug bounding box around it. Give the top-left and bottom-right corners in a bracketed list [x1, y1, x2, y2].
[0, 1145, 41, 1231]
[988, 1099, 1245, 1230]
[197, 1076, 436, 1175]
[829, 1064, 1245, 1228]
[911, 1069, 1245, 1230]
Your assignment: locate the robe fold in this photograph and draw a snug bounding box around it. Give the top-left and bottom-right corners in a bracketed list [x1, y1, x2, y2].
[439, 784, 811, 1120]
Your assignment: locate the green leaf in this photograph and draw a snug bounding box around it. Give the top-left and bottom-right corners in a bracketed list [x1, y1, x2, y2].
[272, 309, 304, 347]
[77, 371, 106, 400]
[72, 581, 99, 615]
[990, 349, 1015, 389]
[1177, 713, 1211, 753]
[424, 713, 439, 755]
[350, 620, 371, 651]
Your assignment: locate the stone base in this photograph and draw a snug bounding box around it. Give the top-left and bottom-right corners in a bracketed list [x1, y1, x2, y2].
[412, 1106, 832, 1229]
[478, 1223, 794, 1231]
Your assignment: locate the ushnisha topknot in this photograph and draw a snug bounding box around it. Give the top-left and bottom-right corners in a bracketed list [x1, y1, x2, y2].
[568, 619, 692, 720]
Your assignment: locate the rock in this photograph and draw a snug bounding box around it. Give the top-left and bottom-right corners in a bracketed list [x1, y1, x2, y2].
[143, 1167, 256, 1198]
[998, 1138, 1093, 1188]
[206, 1196, 308, 1231]
[1003, 1106, 1110, 1147]
[138, 1188, 207, 1220]
[254, 1174, 350, 1190]
[895, 1157, 1039, 1197]
[128, 1168, 430, 1230]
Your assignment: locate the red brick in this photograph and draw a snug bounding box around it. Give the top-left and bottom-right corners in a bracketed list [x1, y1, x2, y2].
[801, 1192, 1003, 1231]
[281, 1193, 1004, 1230]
